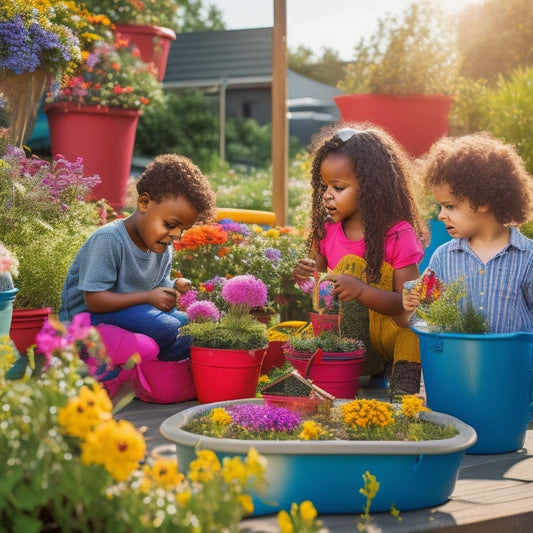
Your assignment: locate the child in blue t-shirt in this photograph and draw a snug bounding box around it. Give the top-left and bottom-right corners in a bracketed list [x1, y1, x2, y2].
[60, 153, 217, 360]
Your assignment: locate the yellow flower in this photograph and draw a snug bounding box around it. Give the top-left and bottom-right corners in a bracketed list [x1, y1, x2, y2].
[188, 449, 221, 483]
[265, 228, 280, 239]
[58, 384, 113, 439]
[210, 407, 232, 425]
[245, 447, 267, 478]
[258, 374, 270, 383]
[145, 457, 184, 489]
[222, 455, 248, 485]
[237, 494, 254, 515]
[299, 500, 318, 524]
[81, 419, 146, 481]
[278, 509, 294, 533]
[175, 489, 191, 508]
[342, 398, 394, 429]
[298, 420, 327, 440]
[401, 395, 430, 418]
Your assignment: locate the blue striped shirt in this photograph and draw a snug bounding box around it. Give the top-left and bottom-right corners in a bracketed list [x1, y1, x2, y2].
[428, 227, 533, 333]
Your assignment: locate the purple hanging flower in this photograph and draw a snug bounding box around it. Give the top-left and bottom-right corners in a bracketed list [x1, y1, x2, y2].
[264, 247, 282, 261]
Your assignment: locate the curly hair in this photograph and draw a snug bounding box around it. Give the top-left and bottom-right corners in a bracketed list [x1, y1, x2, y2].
[136, 153, 217, 223]
[308, 121, 427, 283]
[422, 132, 533, 226]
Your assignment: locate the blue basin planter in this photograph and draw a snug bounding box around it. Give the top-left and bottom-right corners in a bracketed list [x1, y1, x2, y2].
[160, 399, 476, 515]
[413, 326, 533, 454]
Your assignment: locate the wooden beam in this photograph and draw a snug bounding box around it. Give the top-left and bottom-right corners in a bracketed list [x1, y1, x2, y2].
[271, 0, 288, 226]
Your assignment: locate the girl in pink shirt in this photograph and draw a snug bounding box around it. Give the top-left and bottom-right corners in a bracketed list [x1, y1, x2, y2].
[295, 123, 427, 397]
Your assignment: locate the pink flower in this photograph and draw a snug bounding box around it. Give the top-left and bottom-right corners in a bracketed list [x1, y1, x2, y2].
[179, 290, 198, 310]
[187, 300, 220, 322]
[221, 274, 267, 308]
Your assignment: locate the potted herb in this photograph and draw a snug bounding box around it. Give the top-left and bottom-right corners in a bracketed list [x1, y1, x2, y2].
[178, 274, 270, 403]
[335, 1, 460, 156]
[0, 144, 105, 353]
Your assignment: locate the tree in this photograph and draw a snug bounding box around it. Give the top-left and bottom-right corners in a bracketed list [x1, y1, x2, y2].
[177, 0, 225, 32]
[457, 0, 533, 82]
[289, 46, 346, 87]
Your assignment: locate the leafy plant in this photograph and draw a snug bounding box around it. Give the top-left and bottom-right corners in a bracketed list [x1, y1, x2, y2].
[482, 66, 533, 174]
[178, 274, 269, 349]
[414, 274, 489, 334]
[0, 317, 268, 531]
[283, 330, 364, 354]
[0, 145, 107, 310]
[337, 1, 460, 96]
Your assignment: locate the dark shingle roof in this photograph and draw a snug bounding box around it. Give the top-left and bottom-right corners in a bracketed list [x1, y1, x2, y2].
[163, 27, 273, 88]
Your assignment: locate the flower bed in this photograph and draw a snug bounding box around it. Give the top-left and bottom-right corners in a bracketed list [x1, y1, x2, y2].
[160, 398, 477, 515]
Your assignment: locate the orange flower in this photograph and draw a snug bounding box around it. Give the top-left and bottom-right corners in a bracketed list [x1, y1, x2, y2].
[174, 224, 228, 250]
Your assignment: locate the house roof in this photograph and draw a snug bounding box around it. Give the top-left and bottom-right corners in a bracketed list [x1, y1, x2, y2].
[163, 27, 273, 89]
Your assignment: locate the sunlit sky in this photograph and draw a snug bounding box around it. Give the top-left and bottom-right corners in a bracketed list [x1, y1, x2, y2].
[207, 0, 481, 60]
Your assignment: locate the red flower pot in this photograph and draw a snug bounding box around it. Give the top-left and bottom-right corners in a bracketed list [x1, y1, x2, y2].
[284, 348, 365, 398]
[9, 307, 52, 355]
[190, 346, 266, 403]
[334, 94, 454, 157]
[308, 312, 339, 335]
[114, 24, 176, 81]
[45, 103, 140, 210]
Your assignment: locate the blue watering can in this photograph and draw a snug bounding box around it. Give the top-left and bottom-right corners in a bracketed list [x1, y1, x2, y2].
[413, 327, 533, 454]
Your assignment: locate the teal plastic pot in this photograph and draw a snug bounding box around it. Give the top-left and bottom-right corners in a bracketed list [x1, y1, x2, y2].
[0, 288, 18, 336]
[413, 326, 533, 454]
[160, 399, 476, 515]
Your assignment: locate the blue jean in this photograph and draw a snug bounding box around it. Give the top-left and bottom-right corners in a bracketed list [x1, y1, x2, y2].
[90, 305, 191, 361]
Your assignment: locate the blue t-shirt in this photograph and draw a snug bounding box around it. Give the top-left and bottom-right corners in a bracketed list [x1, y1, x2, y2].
[59, 220, 173, 322]
[428, 226, 533, 333]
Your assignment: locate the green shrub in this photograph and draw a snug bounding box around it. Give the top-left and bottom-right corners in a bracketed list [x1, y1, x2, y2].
[483, 66, 533, 174]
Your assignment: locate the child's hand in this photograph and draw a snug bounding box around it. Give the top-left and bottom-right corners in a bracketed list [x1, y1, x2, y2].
[174, 277, 193, 295]
[294, 258, 316, 282]
[327, 274, 364, 301]
[150, 287, 178, 312]
[402, 282, 421, 312]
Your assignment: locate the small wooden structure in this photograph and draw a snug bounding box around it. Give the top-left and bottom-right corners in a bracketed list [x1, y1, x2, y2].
[261, 370, 335, 414]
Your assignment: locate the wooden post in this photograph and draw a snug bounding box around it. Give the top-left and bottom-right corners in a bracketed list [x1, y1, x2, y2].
[271, 0, 288, 226]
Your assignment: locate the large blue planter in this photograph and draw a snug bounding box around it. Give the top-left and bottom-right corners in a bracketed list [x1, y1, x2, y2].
[0, 288, 18, 336]
[160, 399, 476, 515]
[413, 326, 533, 454]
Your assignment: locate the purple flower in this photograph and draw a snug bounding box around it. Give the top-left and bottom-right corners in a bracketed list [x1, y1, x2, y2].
[221, 275, 267, 308]
[187, 300, 220, 322]
[219, 219, 250, 235]
[264, 247, 282, 261]
[227, 404, 301, 432]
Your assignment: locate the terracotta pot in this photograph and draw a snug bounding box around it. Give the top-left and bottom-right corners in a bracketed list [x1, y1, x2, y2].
[0, 69, 50, 148]
[334, 94, 454, 157]
[114, 24, 176, 81]
[9, 307, 52, 355]
[190, 346, 266, 403]
[44, 103, 140, 210]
